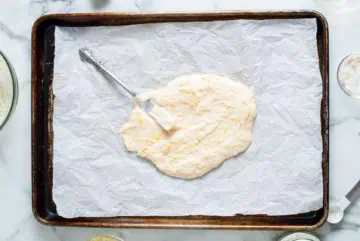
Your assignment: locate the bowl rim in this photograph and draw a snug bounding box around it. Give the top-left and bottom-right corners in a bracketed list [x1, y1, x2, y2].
[0, 50, 19, 130]
[88, 236, 124, 241]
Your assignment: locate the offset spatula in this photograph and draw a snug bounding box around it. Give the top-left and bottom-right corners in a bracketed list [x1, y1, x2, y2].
[79, 47, 175, 131]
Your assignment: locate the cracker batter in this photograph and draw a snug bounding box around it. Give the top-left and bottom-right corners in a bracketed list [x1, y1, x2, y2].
[121, 74, 256, 179]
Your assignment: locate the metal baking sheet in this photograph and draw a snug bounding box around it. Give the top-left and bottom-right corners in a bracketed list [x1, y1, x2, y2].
[31, 11, 329, 229]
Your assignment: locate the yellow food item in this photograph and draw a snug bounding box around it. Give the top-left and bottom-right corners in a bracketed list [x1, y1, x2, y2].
[121, 74, 256, 179]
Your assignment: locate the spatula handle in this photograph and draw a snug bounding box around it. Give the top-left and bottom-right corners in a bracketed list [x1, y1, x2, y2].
[346, 179, 360, 203]
[79, 47, 136, 98]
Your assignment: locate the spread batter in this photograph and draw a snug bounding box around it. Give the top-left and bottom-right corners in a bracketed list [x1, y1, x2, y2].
[121, 74, 256, 179]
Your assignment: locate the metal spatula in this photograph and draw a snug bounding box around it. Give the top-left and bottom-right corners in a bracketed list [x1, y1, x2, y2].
[79, 47, 175, 131]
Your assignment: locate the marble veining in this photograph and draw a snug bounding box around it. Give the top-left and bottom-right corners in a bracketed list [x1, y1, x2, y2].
[1, 0, 360, 240]
[330, 116, 360, 127]
[0, 22, 28, 42]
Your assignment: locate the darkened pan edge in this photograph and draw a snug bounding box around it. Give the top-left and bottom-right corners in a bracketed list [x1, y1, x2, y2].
[31, 11, 329, 229]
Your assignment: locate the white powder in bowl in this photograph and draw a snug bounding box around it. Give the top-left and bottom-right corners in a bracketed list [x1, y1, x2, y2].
[0, 53, 13, 125]
[338, 53, 360, 98]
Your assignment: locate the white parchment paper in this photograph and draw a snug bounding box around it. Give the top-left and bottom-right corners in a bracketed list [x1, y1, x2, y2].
[53, 19, 323, 218]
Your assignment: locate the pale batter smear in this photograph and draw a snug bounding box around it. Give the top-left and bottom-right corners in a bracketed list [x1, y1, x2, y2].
[121, 74, 256, 179]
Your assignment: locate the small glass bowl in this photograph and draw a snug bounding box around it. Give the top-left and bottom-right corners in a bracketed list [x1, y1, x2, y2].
[337, 53, 360, 99]
[88, 236, 124, 241]
[278, 232, 320, 241]
[0, 51, 18, 130]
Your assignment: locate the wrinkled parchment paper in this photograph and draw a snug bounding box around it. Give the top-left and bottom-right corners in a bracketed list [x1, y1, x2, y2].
[53, 19, 323, 218]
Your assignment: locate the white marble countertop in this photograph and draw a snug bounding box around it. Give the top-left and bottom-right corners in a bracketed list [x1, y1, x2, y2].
[1, 0, 360, 240]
